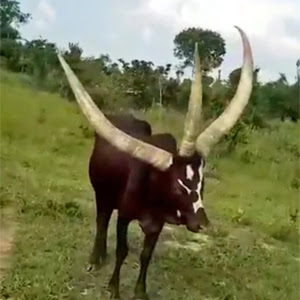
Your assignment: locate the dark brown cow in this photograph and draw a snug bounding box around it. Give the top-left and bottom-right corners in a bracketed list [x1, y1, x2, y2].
[58, 26, 253, 299]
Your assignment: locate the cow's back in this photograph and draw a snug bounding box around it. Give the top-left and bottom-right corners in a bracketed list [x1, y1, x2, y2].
[88, 114, 152, 204]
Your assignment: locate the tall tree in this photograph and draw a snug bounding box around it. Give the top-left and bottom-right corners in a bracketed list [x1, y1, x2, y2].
[65, 42, 83, 60]
[173, 27, 226, 72]
[0, 0, 31, 70]
[297, 59, 300, 105]
[155, 64, 171, 106]
[23, 38, 57, 81]
[0, 0, 31, 40]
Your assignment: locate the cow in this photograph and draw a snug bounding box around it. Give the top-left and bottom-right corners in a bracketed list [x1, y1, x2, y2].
[57, 26, 253, 299]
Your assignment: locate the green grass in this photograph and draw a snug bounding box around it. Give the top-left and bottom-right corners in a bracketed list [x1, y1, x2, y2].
[1, 71, 299, 299]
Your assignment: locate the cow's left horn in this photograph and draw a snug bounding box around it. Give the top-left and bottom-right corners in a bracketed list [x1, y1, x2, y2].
[57, 54, 173, 171]
[179, 42, 203, 157]
[196, 26, 254, 157]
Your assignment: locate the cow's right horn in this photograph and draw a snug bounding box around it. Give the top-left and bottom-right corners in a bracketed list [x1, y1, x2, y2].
[196, 26, 254, 157]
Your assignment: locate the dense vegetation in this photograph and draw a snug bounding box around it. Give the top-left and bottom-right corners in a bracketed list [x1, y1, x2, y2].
[1, 0, 299, 124]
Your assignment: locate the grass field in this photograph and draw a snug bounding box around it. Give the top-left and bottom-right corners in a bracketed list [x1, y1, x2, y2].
[0, 71, 299, 300]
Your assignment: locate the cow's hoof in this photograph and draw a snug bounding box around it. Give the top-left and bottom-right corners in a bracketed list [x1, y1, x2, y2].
[134, 291, 149, 300]
[109, 291, 120, 299]
[134, 295, 149, 300]
[108, 283, 120, 299]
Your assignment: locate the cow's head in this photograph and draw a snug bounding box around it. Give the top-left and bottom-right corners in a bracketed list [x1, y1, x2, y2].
[58, 26, 253, 233]
[170, 154, 208, 232]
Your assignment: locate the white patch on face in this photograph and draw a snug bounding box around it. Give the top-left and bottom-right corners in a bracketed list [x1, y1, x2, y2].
[186, 165, 194, 180]
[193, 161, 204, 212]
[193, 197, 204, 212]
[177, 159, 205, 213]
[176, 210, 181, 217]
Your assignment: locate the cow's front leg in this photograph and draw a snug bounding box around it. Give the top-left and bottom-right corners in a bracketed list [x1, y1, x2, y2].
[88, 191, 114, 271]
[134, 226, 162, 300]
[88, 209, 113, 271]
[108, 216, 130, 299]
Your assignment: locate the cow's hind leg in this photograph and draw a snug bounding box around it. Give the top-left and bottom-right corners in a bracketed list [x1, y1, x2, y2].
[88, 193, 113, 271]
[134, 226, 163, 300]
[108, 216, 130, 299]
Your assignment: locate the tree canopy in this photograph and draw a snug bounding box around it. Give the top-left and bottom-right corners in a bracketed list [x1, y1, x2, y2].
[173, 27, 226, 72]
[0, 0, 31, 40]
[0, 0, 298, 131]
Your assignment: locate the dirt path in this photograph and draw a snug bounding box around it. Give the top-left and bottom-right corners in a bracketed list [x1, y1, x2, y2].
[0, 208, 16, 280]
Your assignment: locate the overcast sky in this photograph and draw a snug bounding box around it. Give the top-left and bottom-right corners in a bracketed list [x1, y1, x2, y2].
[19, 0, 300, 82]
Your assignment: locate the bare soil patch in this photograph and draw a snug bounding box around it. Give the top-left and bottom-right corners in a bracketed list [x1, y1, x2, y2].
[0, 208, 16, 280]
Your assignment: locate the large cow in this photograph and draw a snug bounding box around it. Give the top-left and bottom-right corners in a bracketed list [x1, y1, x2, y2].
[58, 26, 253, 299]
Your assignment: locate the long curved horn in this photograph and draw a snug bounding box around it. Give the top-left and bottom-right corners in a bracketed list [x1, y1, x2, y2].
[196, 26, 254, 157]
[57, 54, 173, 171]
[179, 42, 203, 157]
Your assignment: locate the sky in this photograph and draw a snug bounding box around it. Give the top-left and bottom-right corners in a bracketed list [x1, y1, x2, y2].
[19, 0, 300, 82]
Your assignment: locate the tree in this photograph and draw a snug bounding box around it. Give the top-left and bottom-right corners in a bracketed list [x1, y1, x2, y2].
[173, 27, 226, 72]
[297, 59, 300, 106]
[23, 39, 57, 76]
[65, 42, 83, 60]
[297, 59, 300, 84]
[228, 66, 260, 88]
[175, 69, 184, 83]
[155, 64, 171, 106]
[0, 0, 31, 40]
[0, 0, 31, 70]
[265, 73, 299, 121]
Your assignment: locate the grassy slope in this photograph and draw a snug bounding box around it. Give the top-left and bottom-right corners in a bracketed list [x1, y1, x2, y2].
[0, 72, 299, 300]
